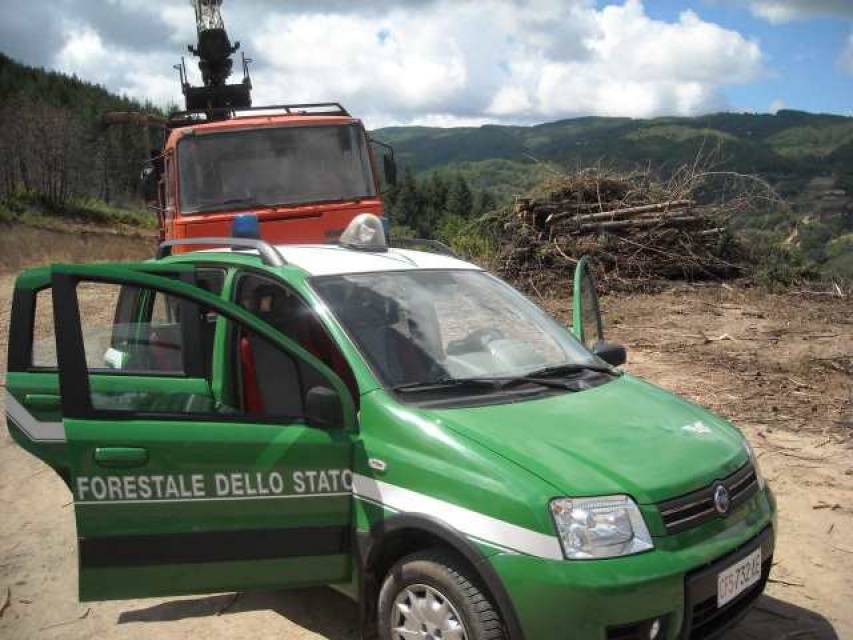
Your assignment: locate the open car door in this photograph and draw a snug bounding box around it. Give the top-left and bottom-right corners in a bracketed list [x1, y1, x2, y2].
[5, 263, 204, 488]
[571, 256, 604, 348]
[572, 256, 626, 367]
[46, 263, 356, 601]
[6, 267, 65, 477]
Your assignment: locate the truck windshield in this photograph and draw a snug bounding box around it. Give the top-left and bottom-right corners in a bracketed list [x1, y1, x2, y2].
[312, 270, 606, 392]
[178, 123, 376, 214]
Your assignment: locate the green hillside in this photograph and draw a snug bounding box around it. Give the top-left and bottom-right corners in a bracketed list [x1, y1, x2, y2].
[372, 111, 853, 200]
[373, 112, 853, 282]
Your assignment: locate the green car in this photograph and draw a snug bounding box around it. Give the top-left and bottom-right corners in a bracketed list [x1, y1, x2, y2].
[6, 216, 775, 640]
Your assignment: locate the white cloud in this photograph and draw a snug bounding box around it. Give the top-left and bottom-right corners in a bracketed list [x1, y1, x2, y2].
[251, 0, 764, 124]
[723, 1, 853, 24]
[769, 98, 785, 113]
[58, 29, 107, 69]
[56, 26, 185, 106]
[44, 0, 765, 125]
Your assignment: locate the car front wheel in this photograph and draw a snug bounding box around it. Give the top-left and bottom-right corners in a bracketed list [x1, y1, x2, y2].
[378, 549, 506, 640]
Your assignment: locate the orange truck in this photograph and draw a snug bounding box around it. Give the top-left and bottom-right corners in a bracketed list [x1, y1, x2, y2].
[144, 103, 395, 244]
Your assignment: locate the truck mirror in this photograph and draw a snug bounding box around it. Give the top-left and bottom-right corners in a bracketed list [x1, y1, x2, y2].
[305, 386, 343, 428]
[383, 154, 397, 187]
[141, 149, 164, 205]
[150, 149, 164, 175]
[141, 167, 159, 204]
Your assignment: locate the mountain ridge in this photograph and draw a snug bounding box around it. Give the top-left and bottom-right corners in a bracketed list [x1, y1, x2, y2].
[371, 110, 853, 201]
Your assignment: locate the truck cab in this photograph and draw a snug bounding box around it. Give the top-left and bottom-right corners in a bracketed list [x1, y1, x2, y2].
[5, 216, 776, 640]
[148, 103, 395, 245]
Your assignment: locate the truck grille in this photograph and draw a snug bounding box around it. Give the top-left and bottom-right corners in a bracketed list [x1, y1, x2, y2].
[657, 463, 758, 534]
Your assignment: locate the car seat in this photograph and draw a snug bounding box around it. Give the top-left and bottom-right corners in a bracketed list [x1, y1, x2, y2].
[337, 284, 438, 386]
[239, 285, 304, 417]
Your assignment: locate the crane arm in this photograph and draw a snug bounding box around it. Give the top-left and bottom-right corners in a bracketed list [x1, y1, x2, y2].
[179, 0, 251, 110]
[192, 0, 225, 33]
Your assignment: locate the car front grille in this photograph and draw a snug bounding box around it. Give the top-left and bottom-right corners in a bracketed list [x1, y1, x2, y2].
[657, 462, 758, 534]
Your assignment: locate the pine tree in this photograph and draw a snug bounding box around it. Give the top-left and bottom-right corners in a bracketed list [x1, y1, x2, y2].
[475, 190, 497, 215]
[446, 174, 474, 218]
[394, 167, 421, 229]
[425, 172, 449, 214]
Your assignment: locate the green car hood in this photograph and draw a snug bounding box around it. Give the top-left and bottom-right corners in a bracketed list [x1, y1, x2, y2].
[422, 374, 748, 505]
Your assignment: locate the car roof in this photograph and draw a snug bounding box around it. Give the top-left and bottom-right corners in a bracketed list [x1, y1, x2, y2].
[179, 244, 482, 277]
[274, 245, 481, 276]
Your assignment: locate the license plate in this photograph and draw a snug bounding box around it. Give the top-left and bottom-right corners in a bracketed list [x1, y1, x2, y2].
[717, 547, 762, 608]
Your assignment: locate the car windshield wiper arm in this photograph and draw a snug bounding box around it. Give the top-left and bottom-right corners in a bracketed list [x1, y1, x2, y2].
[392, 376, 578, 394]
[392, 378, 502, 393]
[524, 363, 621, 378]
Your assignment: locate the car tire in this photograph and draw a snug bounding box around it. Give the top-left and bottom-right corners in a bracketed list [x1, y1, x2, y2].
[378, 548, 506, 640]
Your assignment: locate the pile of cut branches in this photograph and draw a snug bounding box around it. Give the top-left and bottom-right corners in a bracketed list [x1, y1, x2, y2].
[483, 166, 763, 294]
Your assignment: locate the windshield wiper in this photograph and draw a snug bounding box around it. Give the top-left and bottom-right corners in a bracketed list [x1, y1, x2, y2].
[392, 377, 502, 393]
[392, 375, 578, 394]
[189, 197, 275, 213]
[524, 363, 620, 378]
[391, 362, 621, 395]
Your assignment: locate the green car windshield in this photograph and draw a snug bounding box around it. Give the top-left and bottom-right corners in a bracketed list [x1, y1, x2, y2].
[312, 270, 603, 390]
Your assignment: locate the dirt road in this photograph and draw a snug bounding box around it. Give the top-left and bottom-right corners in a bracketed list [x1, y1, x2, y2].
[1, 272, 850, 639]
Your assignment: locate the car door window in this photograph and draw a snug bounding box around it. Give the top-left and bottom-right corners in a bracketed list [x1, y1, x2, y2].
[574, 261, 604, 350]
[60, 274, 346, 426]
[67, 280, 211, 414]
[31, 288, 58, 368]
[79, 282, 187, 374]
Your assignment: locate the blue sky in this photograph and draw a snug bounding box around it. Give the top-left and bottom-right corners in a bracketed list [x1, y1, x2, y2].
[0, 0, 850, 126]
[638, 0, 852, 115]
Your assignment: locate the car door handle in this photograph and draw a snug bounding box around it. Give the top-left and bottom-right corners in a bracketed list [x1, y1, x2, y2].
[94, 447, 149, 468]
[24, 394, 61, 411]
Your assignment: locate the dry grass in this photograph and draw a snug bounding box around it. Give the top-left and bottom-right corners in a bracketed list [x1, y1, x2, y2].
[0, 223, 156, 273]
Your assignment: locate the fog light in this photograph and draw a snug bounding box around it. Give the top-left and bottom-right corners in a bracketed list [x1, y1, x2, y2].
[649, 618, 661, 639]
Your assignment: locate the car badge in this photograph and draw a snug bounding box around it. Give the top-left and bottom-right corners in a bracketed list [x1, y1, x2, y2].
[713, 484, 731, 515]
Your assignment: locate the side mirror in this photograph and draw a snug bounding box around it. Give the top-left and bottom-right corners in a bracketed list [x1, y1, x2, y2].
[305, 386, 343, 428]
[141, 149, 164, 204]
[383, 154, 397, 187]
[141, 167, 159, 203]
[593, 341, 627, 367]
[150, 149, 164, 175]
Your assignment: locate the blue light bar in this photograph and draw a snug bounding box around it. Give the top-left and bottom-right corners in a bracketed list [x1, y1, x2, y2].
[232, 213, 260, 240]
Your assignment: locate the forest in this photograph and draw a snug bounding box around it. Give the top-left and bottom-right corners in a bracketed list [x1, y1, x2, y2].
[0, 53, 164, 227]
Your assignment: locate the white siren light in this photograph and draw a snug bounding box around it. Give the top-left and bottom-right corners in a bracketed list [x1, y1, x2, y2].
[340, 213, 388, 251]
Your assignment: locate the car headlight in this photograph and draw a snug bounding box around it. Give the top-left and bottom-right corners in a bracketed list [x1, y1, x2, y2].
[550, 495, 654, 560]
[744, 440, 767, 491]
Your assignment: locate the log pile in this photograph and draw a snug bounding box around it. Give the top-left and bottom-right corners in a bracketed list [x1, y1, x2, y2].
[489, 171, 742, 293]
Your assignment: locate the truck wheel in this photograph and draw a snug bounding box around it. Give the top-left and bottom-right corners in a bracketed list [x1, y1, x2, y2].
[378, 549, 506, 640]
